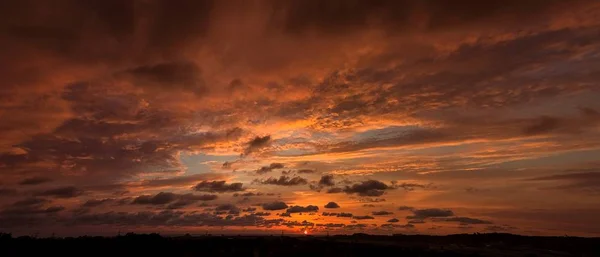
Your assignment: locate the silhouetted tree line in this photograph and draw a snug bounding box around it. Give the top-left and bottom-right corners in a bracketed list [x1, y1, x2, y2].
[1, 232, 598, 257]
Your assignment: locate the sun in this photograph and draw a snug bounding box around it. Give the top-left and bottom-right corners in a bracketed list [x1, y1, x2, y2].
[303, 230, 308, 235]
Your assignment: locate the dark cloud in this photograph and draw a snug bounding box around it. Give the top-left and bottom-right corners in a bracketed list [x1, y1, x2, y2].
[12, 197, 49, 207]
[192, 181, 245, 193]
[324, 202, 340, 208]
[343, 180, 392, 196]
[242, 207, 257, 212]
[323, 212, 353, 218]
[353, 215, 375, 220]
[0, 188, 17, 196]
[139, 173, 228, 189]
[254, 212, 271, 216]
[133, 192, 178, 205]
[318, 175, 335, 187]
[372, 211, 393, 216]
[326, 187, 343, 193]
[286, 205, 319, 213]
[64, 211, 284, 228]
[82, 198, 114, 207]
[387, 218, 400, 223]
[124, 61, 205, 95]
[527, 172, 600, 193]
[19, 177, 51, 186]
[407, 208, 454, 219]
[398, 206, 414, 211]
[215, 204, 240, 215]
[380, 223, 415, 229]
[359, 197, 386, 203]
[281, 0, 567, 35]
[254, 176, 308, 186]
[317, 223, 345, 228]
[243, 135, 271, 156]
[393, 182, 432, 191]
[262, 201, 288, 211]
[36, 186, 83, 198]
[133, 192, 217, 206]
[256, 163, 285, 174]
[297, 169, 316, 174]
[435, 216, 493, 225]
[233, 192, 264, 197]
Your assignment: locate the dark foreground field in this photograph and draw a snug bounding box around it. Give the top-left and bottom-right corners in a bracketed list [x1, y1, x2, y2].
[1, 233, 599, 257]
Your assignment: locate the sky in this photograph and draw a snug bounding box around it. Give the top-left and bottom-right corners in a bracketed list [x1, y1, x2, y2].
[1, 0, 600, 237]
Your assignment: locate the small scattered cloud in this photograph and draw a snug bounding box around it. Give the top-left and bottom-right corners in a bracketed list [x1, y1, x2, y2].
[372, 211, 393, 216]
[254, 176, 308, 186]
[192, 181, 245, 193]
[286, 205, 319, 213]
[343, 180, 392, 196]
[262, 201, 288, 210]
[353, 215, 375, 220]
[407, 208, 454, 219]
[256, 163, 285, 174]
[324, 202, 340, 208]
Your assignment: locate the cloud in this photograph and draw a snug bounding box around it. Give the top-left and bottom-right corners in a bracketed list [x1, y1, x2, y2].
[192, 181, 245, 193]
[380, 223, 415, 229]
[326, 187, 343, 193]
[407, 208, 454, 219]
[353, 215, 375, 220]
[372, 211, 393, 216]
[254, 212, 271, 216]
[324, 202, 340, 209]
[139, 173, 228, 188]
[215, 204, 240, 215]
[387, 218, 400, 223]
[132, 192, 217, 206]
[123, 61, 205, 95]
[11, 197, 49, 207]
[82, 198, 114, 207]
[286, 205, 319, 213]
[318, 175, 335, 187]
[256, 163, 285, 174]
[262, 201, 288, 211]
[434, 217, 493, 225]
[132, 192, 178, 205]
[65, 211, 284, 228]
[233, 192, 264, 197]
[398, 206, 414, 211]
[35, 186, 83, 198]
[19, 177, 51, 186]
[0, 188, 17, 196]
[337, 213, 353, 218]
[254, 176, 308, 186]
[343, 180, 392, 196]
[297, 169, 316, 174]
[526, 172, 600, 193]
[243, 136, 271, 156]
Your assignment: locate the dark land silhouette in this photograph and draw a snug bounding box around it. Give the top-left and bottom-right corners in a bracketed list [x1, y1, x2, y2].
[1, 232, 599, 257]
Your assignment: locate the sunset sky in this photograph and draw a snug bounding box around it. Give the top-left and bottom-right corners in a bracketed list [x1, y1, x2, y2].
[1, 0, 600, 237]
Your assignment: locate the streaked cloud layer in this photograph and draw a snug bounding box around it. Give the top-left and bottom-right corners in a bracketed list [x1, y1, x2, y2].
[1, 0, 600, 236]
